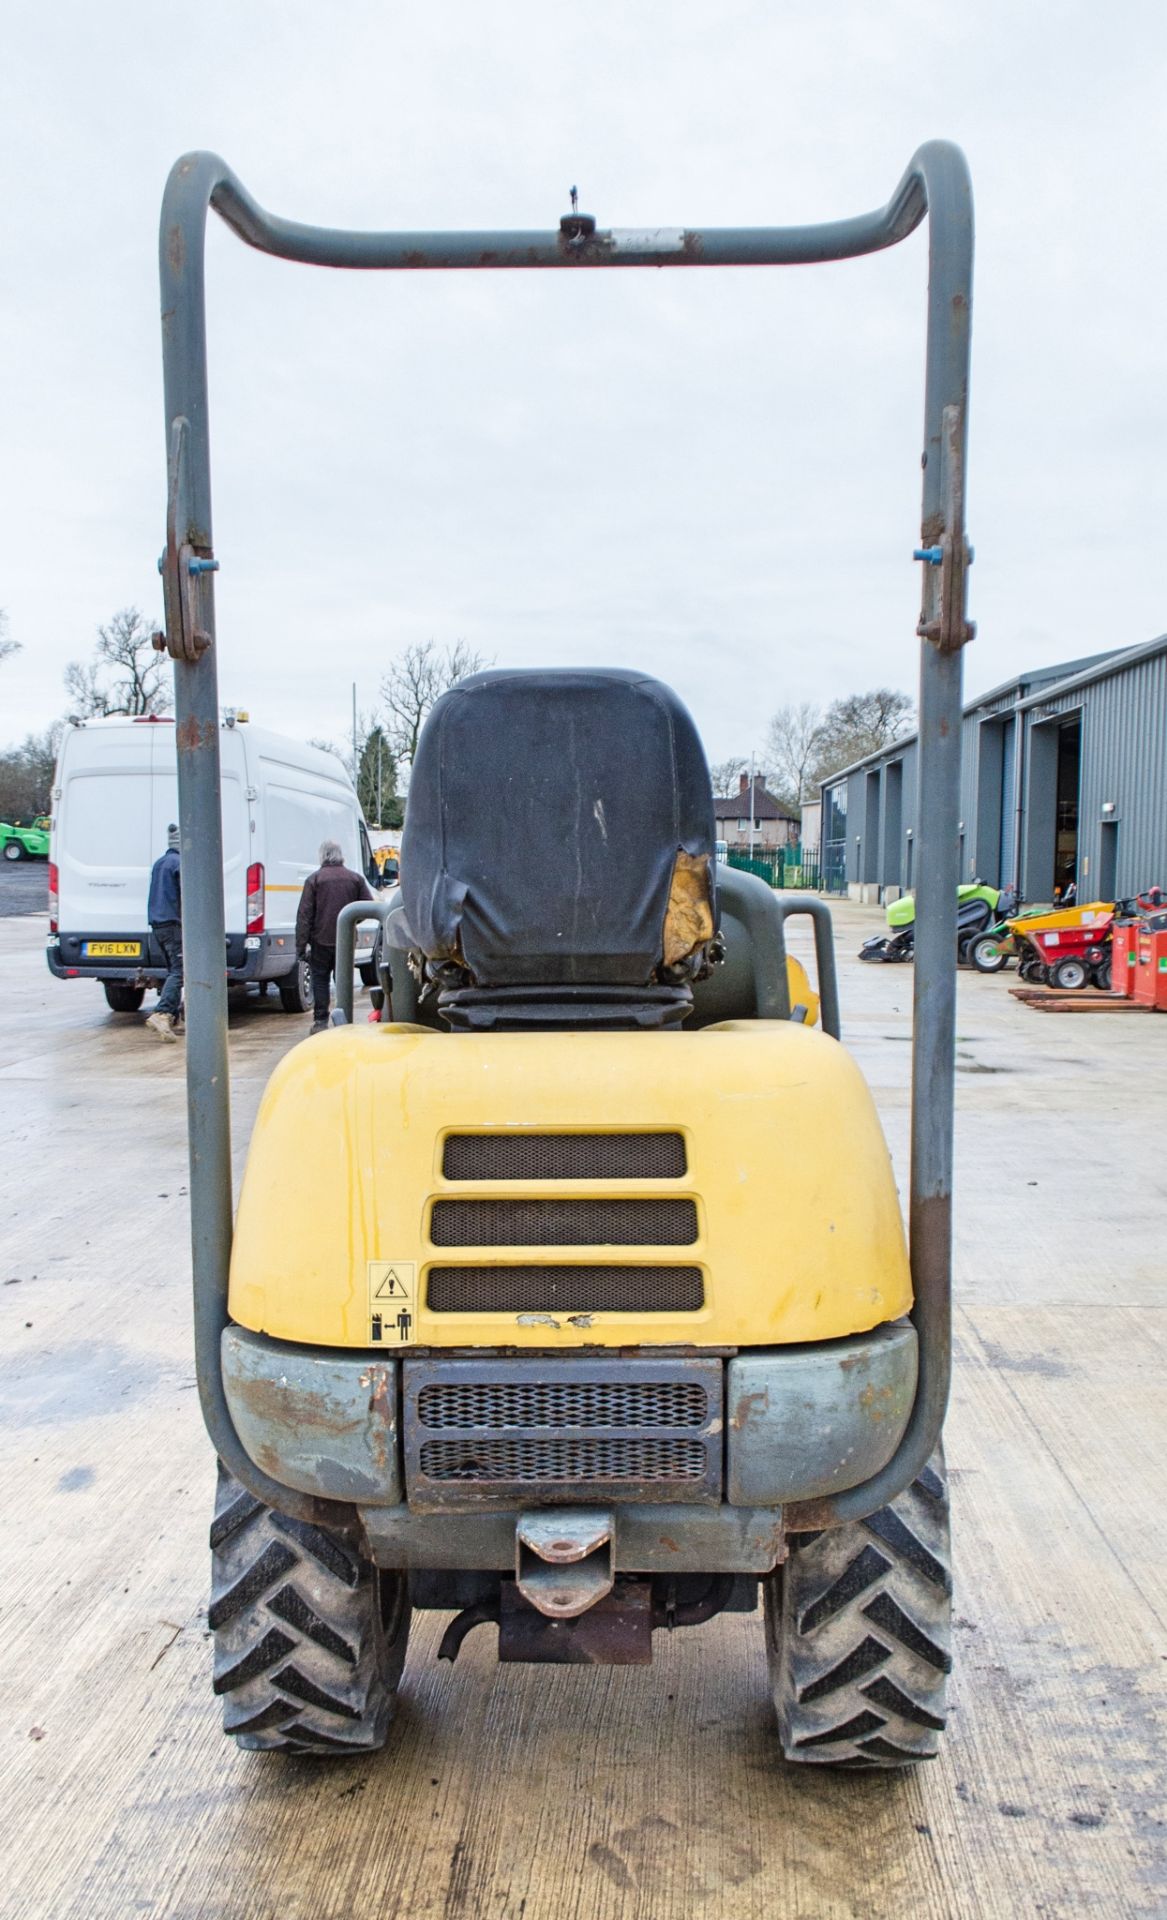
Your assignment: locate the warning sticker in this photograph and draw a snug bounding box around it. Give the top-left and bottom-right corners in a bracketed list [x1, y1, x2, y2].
[367, 1262, 417, 1345]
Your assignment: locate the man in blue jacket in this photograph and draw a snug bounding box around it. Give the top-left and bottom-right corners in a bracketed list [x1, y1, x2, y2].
[145, 824, 183, 1042]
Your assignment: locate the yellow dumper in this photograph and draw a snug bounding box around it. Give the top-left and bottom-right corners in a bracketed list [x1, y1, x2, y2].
[159, 141, 974, 1768]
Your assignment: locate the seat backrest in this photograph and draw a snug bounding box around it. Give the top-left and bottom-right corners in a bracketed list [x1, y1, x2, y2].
[399, 668, 716, 989]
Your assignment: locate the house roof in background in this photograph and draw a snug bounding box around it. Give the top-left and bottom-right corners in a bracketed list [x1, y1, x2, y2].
[713, 779, 798, 823]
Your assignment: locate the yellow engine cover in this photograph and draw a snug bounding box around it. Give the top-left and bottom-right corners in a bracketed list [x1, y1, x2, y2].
[229, 1021, 910, 1351]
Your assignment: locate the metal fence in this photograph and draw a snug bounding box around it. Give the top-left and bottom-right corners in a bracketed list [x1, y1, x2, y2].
[726, 848, 822, 891]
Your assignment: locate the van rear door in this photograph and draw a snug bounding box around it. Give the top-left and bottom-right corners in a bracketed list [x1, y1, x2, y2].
[149, 727, 249, 931]
[56, 724, 155, 936]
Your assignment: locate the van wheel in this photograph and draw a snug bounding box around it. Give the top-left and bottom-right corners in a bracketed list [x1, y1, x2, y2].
[103, 981, 146, 1013]
[278, 959, 313, 1013]
[209, 1463, 411, 1754]
[765, 1450, 951, 1768]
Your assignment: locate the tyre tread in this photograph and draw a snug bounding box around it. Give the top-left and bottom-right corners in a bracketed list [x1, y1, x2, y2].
[209, 1462, 409, 1755]
[766, 1447, 952, 1769]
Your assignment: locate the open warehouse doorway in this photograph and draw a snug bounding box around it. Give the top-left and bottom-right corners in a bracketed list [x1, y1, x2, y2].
[1054, 715, 1081, 898]
[1023, 709, 1082, 902]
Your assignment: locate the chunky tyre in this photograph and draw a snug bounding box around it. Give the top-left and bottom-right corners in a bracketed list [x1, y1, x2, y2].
[209, 1463, 411, 1754]
[103, 980, 146, 1013]
[3, 840, 24, 861]
[970, 933, 1008, 974]
[1094, 957, 1113, 992]
[278, 959, 313, 1014]
[765, 1450, 951, 1768]
[1051, 955, 1088, 991]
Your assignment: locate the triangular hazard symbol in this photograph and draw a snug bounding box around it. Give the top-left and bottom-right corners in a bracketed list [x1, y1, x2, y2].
[374, 1269, 408, 1298]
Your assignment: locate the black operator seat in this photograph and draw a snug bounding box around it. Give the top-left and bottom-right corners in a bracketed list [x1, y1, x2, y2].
[391, 668, 718, 1028]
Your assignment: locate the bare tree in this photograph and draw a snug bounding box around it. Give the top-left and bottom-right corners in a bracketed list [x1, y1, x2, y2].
[0, 611, 19, 668]
[64, 607, 170, 718]
[63, 658, 108, 718]
[0, 723, 63, 821]
[379, 640, 490, 767]
[708, 756, 748, 799]
[814, 687, 914, 781]
[765, 703, 824, 812]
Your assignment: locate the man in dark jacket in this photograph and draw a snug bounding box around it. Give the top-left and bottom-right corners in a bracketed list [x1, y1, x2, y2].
[296, 839, 373, 1032]
[145, 824, 183, 1042]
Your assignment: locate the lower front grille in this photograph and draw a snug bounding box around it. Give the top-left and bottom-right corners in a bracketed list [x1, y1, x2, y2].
[425, 1264, 704, 1314]
[404, 1356, 724, 1509]
[419, 1435, 709, 1485]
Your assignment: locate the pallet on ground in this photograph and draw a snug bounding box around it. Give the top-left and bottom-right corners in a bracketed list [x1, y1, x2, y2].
[1008, 987, 1146, 1012]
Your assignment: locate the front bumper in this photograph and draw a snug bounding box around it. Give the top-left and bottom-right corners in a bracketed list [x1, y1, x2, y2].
[222, 1322, 917, 1564]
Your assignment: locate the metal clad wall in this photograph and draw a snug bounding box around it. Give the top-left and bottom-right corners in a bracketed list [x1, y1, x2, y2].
[900, 739, 919, 888]
[847, 769, 866, 884]
[960, 711, 979, 879]
[1030, 652, 1167, 897]
[962, 684, 1025, 884]
[1000, 718, 1017, 884]
[819, 646, 1164, 904]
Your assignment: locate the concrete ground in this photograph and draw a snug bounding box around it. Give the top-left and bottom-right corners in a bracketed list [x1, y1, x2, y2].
[0, 900, 1163, 1919]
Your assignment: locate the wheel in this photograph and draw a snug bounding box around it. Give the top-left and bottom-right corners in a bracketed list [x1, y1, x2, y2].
[3, 840, 24, 861]
[1018, 952, 1047, 985]
[970, 934, 1008, 974]
[1094, 958, 1113, 992]
[278, 958, 313, 1014]
[359, 961, 379, 988]
[1051, 956, 1088, 992]
[765, 1449, 951, 1768]
[209, 1463, 411, 1753]
[103, 980, 146, 1013]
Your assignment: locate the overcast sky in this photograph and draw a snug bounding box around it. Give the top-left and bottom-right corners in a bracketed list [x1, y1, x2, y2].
[2, 2, 1165, 770]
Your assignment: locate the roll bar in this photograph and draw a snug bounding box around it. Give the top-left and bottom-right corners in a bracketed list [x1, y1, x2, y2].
[160, 145, 974, 1530]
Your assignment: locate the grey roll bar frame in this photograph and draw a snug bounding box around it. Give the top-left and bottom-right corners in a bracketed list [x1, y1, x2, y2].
[159, 143, 973, 1532]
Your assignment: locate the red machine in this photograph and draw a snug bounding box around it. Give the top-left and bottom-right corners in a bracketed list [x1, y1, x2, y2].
[1115, 891, 1167, 1011]
[1011, 901, 1116, 992]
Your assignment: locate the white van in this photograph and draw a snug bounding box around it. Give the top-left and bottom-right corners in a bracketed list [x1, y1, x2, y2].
[47, 714, 382, 1014]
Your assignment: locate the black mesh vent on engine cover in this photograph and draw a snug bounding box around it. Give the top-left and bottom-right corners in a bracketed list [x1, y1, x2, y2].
[425, 1264, 704, 1314]
[403, 1356, 723, 1508]
[417, 1378, 709, 1431]
[441, 1132, 687, 1181]
[418, 1435, 709, 1485]
[430, 1198, 698, 1247]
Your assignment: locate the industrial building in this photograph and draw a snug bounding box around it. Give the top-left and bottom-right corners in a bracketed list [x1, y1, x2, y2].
[820, 634, 1167, 903]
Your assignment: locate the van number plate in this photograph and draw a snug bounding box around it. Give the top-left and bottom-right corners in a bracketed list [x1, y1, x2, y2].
[84, 941, 141, 958]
